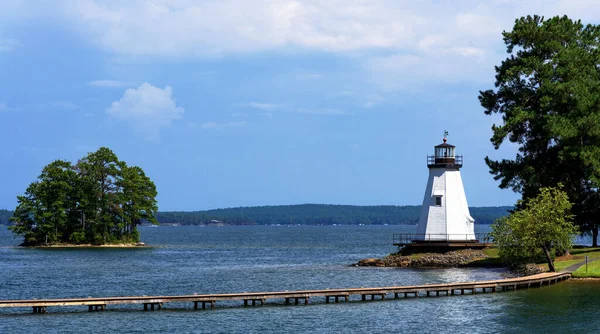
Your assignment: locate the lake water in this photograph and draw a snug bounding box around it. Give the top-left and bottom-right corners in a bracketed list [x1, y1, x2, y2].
[1, 225, 599, 333]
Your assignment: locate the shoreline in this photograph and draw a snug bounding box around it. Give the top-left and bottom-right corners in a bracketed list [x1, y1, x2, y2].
[18, 242, 151, 249]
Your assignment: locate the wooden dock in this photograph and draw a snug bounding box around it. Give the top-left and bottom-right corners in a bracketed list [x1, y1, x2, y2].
[0, 272, 571, 314]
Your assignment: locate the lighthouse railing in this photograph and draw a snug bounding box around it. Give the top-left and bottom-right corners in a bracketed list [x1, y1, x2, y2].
[392, 233, 491, 246]
[427, 155, 463, 167]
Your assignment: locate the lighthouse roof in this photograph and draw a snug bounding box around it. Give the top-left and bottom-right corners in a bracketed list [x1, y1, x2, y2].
[435, 141, 455, 148]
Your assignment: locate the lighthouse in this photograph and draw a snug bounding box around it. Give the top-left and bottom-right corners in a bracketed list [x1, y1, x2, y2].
[415, 134, 476, 242]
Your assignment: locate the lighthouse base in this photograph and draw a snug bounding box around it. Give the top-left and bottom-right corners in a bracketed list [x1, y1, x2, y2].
[397, 241, 492, 255]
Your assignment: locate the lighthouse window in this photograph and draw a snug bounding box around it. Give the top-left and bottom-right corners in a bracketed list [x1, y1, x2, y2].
[435, 196, 442, 206]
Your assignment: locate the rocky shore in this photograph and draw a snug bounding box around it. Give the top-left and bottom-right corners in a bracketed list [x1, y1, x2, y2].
[355, 249, 491, 268]
[354, 248, 552, 277]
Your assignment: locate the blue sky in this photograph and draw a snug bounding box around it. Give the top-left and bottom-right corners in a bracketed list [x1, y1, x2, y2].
[1, 0, 597, 211]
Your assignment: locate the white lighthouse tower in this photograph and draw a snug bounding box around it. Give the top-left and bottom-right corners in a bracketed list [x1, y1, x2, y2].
[415, 133, 476, 242]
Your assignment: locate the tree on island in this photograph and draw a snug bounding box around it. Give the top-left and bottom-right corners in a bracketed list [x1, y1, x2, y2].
[10, 147, 158, 246]
[491, 186, 578, 272]
[479, 15, 600, 246]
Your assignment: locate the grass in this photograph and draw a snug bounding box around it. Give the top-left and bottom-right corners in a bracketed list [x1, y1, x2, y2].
[569, 247, 600, 256]
[466, 247, 600, 276]
[573, 260, 600, 278]
[483, 247, 499, 257]
[540, 248, 600, 277]
[463, 247, 503, 267]
[553, 259, 583, 272]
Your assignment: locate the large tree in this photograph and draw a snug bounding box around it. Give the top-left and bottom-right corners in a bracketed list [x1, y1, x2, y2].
[479, 15, 600, 245]
[10, 160, 77, 245]
[490, 186, 578, 272]
[10, 147, 158, 246]
[118, 165, 158, 241]
[75, 147, 124, 244]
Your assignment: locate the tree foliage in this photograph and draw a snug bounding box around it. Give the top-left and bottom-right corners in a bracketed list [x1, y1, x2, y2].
[490, 186, 578, 271]
[0, 210, 11, 225]
[9, 147, 158, 246]
[479, 15, 600, 245]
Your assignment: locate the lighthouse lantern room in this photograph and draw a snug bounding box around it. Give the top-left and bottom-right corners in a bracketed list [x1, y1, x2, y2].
[415, 133, 475, 242]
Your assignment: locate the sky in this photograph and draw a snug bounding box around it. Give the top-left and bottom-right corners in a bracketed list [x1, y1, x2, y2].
[1, 0, 599, 211]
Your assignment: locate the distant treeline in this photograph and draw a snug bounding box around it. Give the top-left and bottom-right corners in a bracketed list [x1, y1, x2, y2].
[1, 205, 511, 226]
[0, 209, 11, 225]
[154, 204, 512, 226]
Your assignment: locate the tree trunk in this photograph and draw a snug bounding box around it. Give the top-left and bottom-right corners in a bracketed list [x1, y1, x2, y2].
[543, 245, 555, 272]
[593, 226, 598, 248]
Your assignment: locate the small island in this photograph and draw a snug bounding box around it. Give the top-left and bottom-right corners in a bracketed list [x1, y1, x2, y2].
[9, 147, 158, 247]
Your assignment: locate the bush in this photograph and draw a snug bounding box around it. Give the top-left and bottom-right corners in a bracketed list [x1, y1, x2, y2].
[491, 186, 577, 272]
[70, 231, 86, 244]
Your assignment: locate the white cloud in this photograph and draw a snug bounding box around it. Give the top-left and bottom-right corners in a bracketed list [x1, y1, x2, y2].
[64, 0, 414, 55]
[363, 94, 384, 109]
[106, 82, 184, 139]
[0, 39, 19, 52]
[367, 49, 498, 89]
[237, 102, 348, 115]
[200, 121, 247, 129]
[88, 80, 136, 88]
[240, 102, 284, 111]
[231, 112, 249, 118]
[296, 108, 349, 115]
[21, 0, 600, 86]
[455, 13, 503, 37]
[296, 72, 324, 80]
[62, 0, 573, 57]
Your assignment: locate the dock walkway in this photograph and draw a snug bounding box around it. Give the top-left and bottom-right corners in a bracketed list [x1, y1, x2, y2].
[0, 271, 571, 314]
